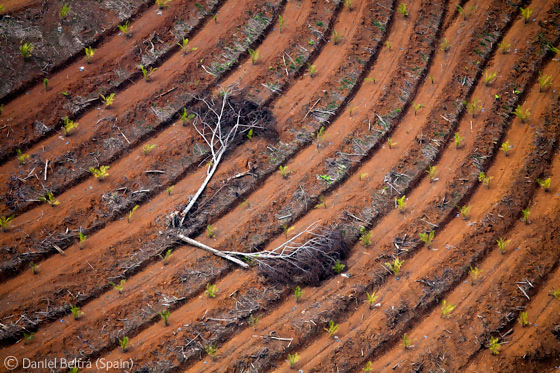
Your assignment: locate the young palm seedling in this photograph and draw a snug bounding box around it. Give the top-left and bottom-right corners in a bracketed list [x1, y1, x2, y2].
[402, 333, 412, 349]
[118, 21, 131, 37]
[167, 185, 174, 196]
[518, 311, 529, 327]
[360, 226, 372, 247]
[206, 224, 217, 238]
[23, 331, 35, 343]
[307, 64, 318, 77]
[488, 336, 500, 355]
[246, 128, 254, 140]
[279, 165, 290, 178]
[70, 304, 84, 320]
[287, 352, 300, 369]
[440, 38, 451, 52]
[109, 279, 126, 293]
[484, 70, 497, 86]
[278, 15, 285, 32]
[43, 78, 49, 91]
[520, 7, 533, 23]
[426, 165, 437, 182]
[205, 344, 217, 358]
[248, 314, 260, 329]
[159, 310, 171, 326]
[366, 291, 378, 309]
[498, 40, 510, 54]
[536, 177, 551, 192]
[140, 65, 157, 81]
[20, 43, 34, 59]
[397, 3, 408, 16]
[419, 230, 435, 248]
[469, 266, 482, 283]
[17, 149, 30, 164]
[364, 361, 373, 372]
[396, 195, 406, 213]
[127, 205, 139, 223]
[78, 232, 87, 249]
[359, 172, 369, 180]
[500, 140, 511, 156]
[538, 72, 552, 92]
[344, 0, 353, 11]
[89, 165, 110, 180]
[457, 4, 476, 19]
[60, 3, 70, 19]
[0, 215, 14, 232]
[332, 260, 345, 274]
[496, 237, 510, 254]
[30, 262, 38, 275]
[156, 0, 172, 9]
[143, 144, 157, 155]
[39, 192, 60, 206]
[384, 41, 392, 50]
[100, 93, 115, 107]
[84, 46, 95, 63]
[206, 283, 218, 298]
[385, 257, 404, 275]
[119, 336, 129, 352]
[513, 105, 530, 122]
[550, 289, 560, 300]
[459, 205, 472, 220]
[441, 299, 456, 318]
[465, 98, 481, 117]
[333, 30, 342, 45]
[324, 320, 339, 338]
[478, 172, 493, 189]
[387, 137, 397, 149]
[521, 208, 530, 224]
[180, 108, 195, 125]
[248, 49, 260, 65]
[412, 103, 424, 116]
[63, 117, 79, 136]
[282, 224, 294, 238]
[294, 286, 303, 302]
[161, 249, 172, 265]
[314, 195, 327, 209]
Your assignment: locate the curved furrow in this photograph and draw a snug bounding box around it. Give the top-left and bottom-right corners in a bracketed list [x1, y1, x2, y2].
[0, 0, 285, 218]
[0, 0, 288, 278]
[0, 0, 224, 162]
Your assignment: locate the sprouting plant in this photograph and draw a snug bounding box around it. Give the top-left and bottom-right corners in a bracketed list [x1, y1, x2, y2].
[459, 205, 472, 219]
[315, 125, 326, 141]
[498, 40, 510, 54]
[333, 29, 342, 45]
[23, 331, 35, 342]
[278, 15, 285, 32]
[89, 165, 110, 180]
[402, 333, 412, 349]
[412, 103, 424, 116]
[457, 4, 476, 19]
[119, 336, 129, 352]
[465, 98, 481, 117]
[469, 266, 482, 283]
[287, 352, 300, 368]
[60, 3, 70, 19]
[282, 224, 294, 238]
[520, 7, 533, 23]
[159, 310, 171, 326]
[84, 46, 95, 63]
[100, 93, 115, 107]
[207, 225, 217, 238]
[0, 104, 3, 115]
[314, 195, 327, 209]
[279, 165, 290, 178]
[248, 49, 260, 65]
[363, 361, 373, 372]
[484, 70, 497, 86]
[180, 108, 195, 124]
[118, 21, 131, 37]
[419, 230, 435, 248]
[364, 77, 376, 83]
[344, 0, 353, 11]
[109, 279, 126, 293]
[324, 320, 339, 337]
[488, 336, 500, 355]
[538, 72, 553, 92]
[384, 41, 392, 49]
[518, 311, 529, 327]
[127, 205, 139, 223]
[320, 174, 333, 184]
[160, 249, 172, 265]
[366, 291, 378, 309]
[307, 64, 318, 77]
[550, 289, 560, 300]
[387, 137, 397, 149]
[440, 38, 451, 52]
[478, 172, 493, 188]
[206, 283, 218, 298]
[17, 149, 30, 164]
[78, 232, 87, 249]
[429, 74, 434, 84]
[426, 165, 437, 182]
[246, 128, 254, 140]
[359, 172, 369, 180]
[43, 78, 49, 91]
[500, 140, 511, 156]
[143, 144, 157, 155]
[396, 195, 406, 212]
[513, 105, 530, 122]
[332, 260, 345, 274]
[294, 286, 303, 302]
[39, 192, 60, 206]
[20, 43, 34, 59]
[70, 304, 84, 320]
[496, 237, 510, 254]
[0, 215, 14, 232]
[360, 226, 372, 247]
[167, 185, 175, 196]
[441, 299, 456, 318]
[521, 208, 530, 224]
[385, 257, 404, 275]
[537, 177, 551, 192]
[140, 65, 157, 81]
[63, 117, 79, 136]
[397, 3, 408, 16]
[156, 0, 172, 9]
[30, 262, 38, 275]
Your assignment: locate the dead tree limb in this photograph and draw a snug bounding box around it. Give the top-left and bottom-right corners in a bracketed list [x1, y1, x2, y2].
[177, 234, 249, 268]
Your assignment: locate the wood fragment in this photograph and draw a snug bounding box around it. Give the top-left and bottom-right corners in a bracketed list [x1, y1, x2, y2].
[177, 234, 249, 268]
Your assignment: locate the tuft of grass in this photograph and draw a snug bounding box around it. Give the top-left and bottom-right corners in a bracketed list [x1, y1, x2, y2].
[279, 165, 290, 178]
[78, 232, 87, 249]
[384, 41, 392, 49]
[161, 249, 173, 265]
[500, 140, 511, 156]
[205, 344, 217, 358]
[364, 361, 373, 372]
[550, 289, 560, 300]
[457, 4, 477, 19]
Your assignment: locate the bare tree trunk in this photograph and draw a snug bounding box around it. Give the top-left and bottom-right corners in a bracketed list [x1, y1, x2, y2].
[177, 234, 249, 268]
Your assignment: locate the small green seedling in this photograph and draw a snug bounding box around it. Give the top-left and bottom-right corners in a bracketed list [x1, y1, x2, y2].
[84, 47, 95, 63]
[167, 185, 174, 196]
[207, 225, 217, 238]
[0, 104, 3, 115]
[43, 78, 49, 91]
[246, 314, 261, 330]
[246, 128, 254, 140]
[324, 320, 339, 337]
[333, 29, 342, 45]
[520, 7, 533, 23]
[283, 224, 294, 237]
[488, 336, 500, 355]
[500, 140, 511, 156]
[440, 38, 451, 52]
[478, 172, 493, 188]
[30, 262, 38, 275]
[78, 232, 87, 249]
[159, 310, 171, 326]
[518, 311, 529, 327]
[332, 260, 345, 274]
[177, 37, 197, 53]
[320, 174, 333, 184]
[441, 299, 456, 318]
[89, 165, 110, 180]
[161, 249, 172, 265]
[63, 117, 79, 136]
[538, 72, 552, 92]
[248, 49, 260, 65]
[17, 149, 30, 164]
[366, 291, 378, 309]
[206, 283, 218, 298]
[205, 344, 217, 358]
[498, 40, 510, 54]
[465, 98, 481, 117]
[364, 77, 376, 83]
[385, 257, 404, 275]
[180, 109, 195, 124]
[109, 279, 126, 293]
[278, 15, 285, 32]
[550, 289, 560, 300]
[457, 4, 476, 19]
[413, 103, 424, 116]
[307, 64, 318, 77]
[23, 331, 35, 342]
[344, 0, 353, 10]
[127, 205, 139, 223]
[118, 21, 131, 37]
[496, 237, 510, 254]
[484, 70, 497, 86]
[469, 266, 482, 283]
[363, 361, 373, 372]
[20, 43, 34, 59]
[387, 137, 397, 149]
[140, 65, 157, 81]
[419, 230, 435, 248]
[459, 205, 472, 219]
[521, 208, 530, 224]
[402, 333, 412, 349]
[100, 93, 115, 107]
[396, 195, 406, 212]
[156, 0, 172, 9]
[39, 192, 60, 206]
[360, 226, 372, 247]
[513, 105, 530, 122]
[60, 3, 70, 19]
[0, 215, 14, 231]
[70, 304, 84, 320]
[279, 165, 290, 178]
[294, 285, 303, 302]
[384, 41, 392, 49]
[314, 195, 327, 209]
[287, 352, 300, 368]
[429, 75, 434, 84]
[426, 165, 437, 182]
[397, 3, 408, 16]
[143, 144, 157, 155]
[119, 336, 129, 352]
[359, 172, 369, 180]
[537, 177, 551, 192]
